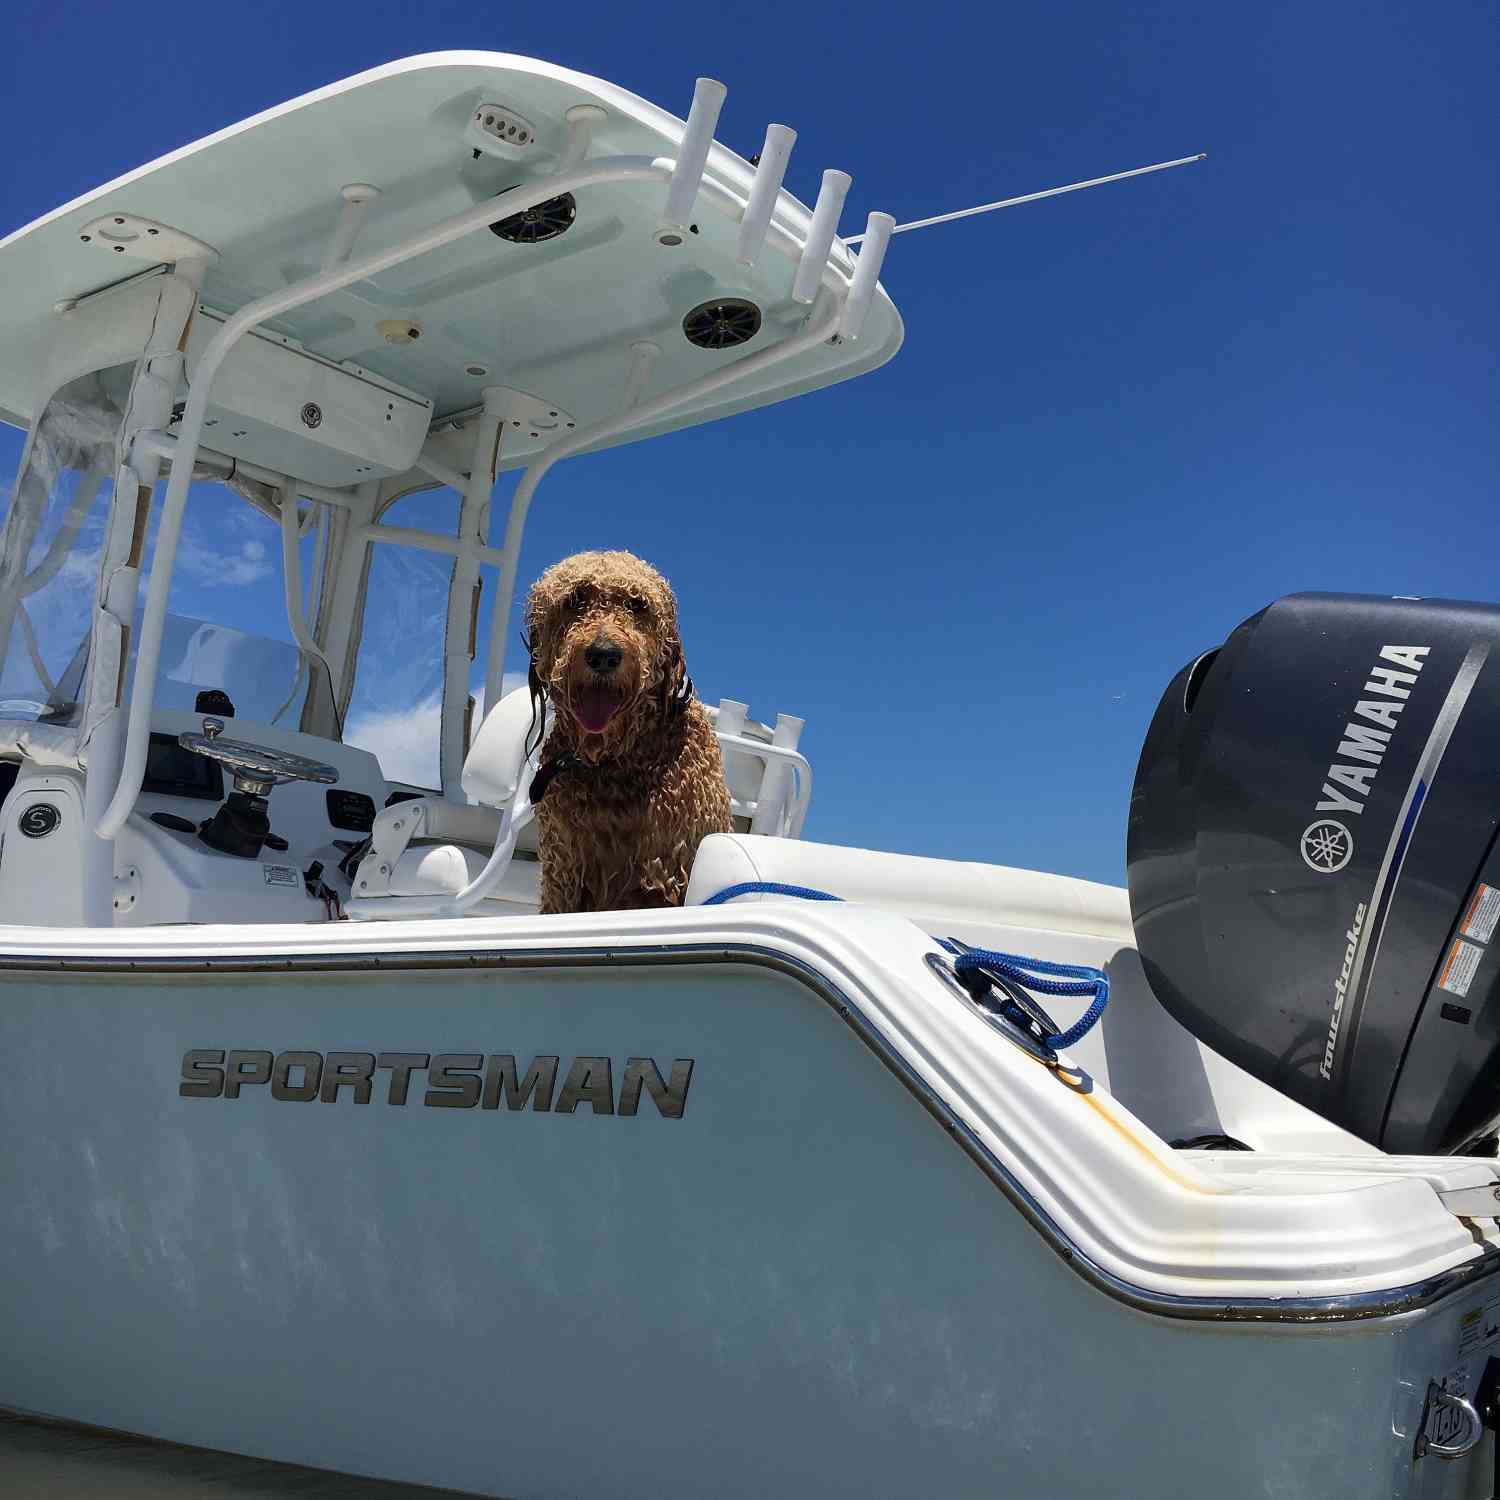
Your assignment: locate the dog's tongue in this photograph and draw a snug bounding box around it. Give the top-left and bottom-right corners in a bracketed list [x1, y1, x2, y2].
[573, 685, 620, 734]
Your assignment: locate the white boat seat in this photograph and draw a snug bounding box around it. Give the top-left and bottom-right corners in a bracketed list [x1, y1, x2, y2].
[353, 804, 542, 907]
[354, 686, 541, 905]
[457, 682, 544, 811]
[362, 837, 541, 906]
[358, 692, 812, 910]
[685, 833, 1135, 945]
[354, 797, 501, 899]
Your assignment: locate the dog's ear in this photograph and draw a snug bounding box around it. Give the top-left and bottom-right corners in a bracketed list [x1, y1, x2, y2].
[657, 634, 693, 718]
[522, 628, 548, 758]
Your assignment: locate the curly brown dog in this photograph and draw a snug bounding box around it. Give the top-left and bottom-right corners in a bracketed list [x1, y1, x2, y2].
[524, 550, 731, 914]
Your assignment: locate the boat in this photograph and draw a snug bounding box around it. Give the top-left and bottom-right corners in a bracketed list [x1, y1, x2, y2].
[2, 50, 1499, 1500]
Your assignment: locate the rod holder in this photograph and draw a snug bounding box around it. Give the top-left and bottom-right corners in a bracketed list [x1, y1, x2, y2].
[662, 77, 727, 232]
[735, 123, 796, 267]
[559, 103, 607, 171]
[716, 698, 748, 738]
[838, 210, 894, 339]
[321, 184, 380, 271]
[750, 712, 806, 836]
[792, 169, 851, 305]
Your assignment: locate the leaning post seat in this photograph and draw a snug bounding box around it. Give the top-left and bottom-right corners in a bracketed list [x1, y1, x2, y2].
[354, 695, 813, 909]
[352, 687, 539, 908]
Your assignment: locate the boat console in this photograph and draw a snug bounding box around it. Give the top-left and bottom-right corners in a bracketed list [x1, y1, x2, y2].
[0, 705, 388, 925]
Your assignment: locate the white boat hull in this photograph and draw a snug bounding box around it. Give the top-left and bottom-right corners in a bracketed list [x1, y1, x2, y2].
[2, 903, 1493, 1498]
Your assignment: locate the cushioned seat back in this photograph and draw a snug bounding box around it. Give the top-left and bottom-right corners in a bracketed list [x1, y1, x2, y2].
[460, 686, 545, 808]
[685, 833, 1134, 944]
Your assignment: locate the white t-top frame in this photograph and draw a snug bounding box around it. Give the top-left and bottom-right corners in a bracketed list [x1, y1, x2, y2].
[1, 65, 895, 907]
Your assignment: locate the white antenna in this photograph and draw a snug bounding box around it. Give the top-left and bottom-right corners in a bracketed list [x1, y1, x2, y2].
[842, 153, 1206, 244]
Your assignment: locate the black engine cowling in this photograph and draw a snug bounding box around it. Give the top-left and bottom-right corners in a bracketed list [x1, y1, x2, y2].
[1127, 592, 1500, 1154]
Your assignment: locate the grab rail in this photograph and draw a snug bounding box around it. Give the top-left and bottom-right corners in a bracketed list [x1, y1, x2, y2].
[716, 731, 813, 839]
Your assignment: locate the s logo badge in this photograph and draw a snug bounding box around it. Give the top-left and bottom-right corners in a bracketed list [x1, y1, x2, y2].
[1301, 819, 1353, 874]
[18, 802, 60, 839]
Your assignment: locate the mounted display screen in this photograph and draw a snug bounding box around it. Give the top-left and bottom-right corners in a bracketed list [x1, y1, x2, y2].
[143, 733, 224, 802]
[326, 789, 376, 833]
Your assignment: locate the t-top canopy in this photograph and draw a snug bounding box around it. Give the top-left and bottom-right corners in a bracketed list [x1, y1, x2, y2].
[0, 52, 903, 457]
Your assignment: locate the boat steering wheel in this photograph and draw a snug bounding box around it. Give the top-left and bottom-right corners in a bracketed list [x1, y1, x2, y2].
[179, 717, 339, 797]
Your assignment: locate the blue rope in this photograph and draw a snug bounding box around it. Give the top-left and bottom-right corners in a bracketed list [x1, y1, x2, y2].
[701, 881, 844, 906]
[952, 948, 1110, 1050]
[700, 884, 1108, 1049]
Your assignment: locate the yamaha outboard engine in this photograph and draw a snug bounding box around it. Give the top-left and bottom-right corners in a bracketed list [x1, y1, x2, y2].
[1128, 593, 1500, 1154]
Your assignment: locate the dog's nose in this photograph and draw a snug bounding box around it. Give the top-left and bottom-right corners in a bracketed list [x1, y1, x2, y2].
[584, 638, 623, 675]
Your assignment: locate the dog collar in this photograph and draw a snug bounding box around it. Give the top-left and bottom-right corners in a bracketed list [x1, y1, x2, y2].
[529, 752, 586, 804]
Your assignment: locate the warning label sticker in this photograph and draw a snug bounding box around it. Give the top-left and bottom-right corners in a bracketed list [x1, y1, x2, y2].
[1460, 1307, 1485, 1353]
[1461, 883, 1500, 945]
[1440, 938, 1485, 999]
[1460, 1298, 1500, 1357]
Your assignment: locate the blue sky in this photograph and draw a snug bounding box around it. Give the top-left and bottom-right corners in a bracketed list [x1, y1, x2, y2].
[1, 1, 1494, 884]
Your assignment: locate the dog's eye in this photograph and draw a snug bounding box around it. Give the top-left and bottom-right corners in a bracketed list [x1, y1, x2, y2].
[565, 587, 590, 614]
[627, 595, 649, 618]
